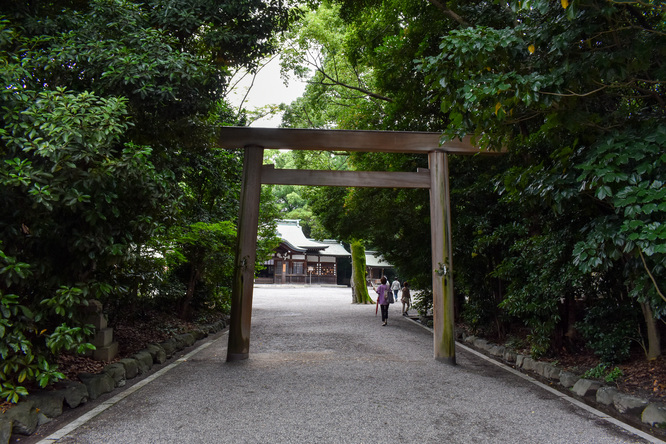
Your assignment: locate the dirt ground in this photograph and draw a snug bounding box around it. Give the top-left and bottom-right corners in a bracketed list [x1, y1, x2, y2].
[555, 349, 666, 403]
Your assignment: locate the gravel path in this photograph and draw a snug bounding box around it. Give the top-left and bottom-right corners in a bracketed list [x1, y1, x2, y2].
[41, 285, 658, 443]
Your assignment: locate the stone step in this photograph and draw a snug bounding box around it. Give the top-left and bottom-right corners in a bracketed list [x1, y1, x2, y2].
[93, 341, 118, 362]
[92, 327, 114, 348]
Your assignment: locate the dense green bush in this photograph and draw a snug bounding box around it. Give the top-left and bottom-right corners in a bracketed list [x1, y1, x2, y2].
[0, 0, 295, 401]
[578, 300, 641, 364]
[282, 0, 665, 364]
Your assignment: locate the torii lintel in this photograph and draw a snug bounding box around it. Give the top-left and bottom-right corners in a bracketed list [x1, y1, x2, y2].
[217, 126, 486, 154]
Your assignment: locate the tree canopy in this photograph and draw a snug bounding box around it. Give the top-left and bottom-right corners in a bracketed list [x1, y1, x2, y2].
[1, 0, 295, 401]
[281, 0, 665, 362]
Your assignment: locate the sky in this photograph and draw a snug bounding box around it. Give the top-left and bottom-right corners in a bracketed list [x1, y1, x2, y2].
[226, 56, 308, 128]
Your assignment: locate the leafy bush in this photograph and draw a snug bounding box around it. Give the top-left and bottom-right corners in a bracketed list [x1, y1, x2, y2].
[0, 248, 95, 402]
[0, 20, 169, 400]
[412, 289, 433, 317]
[578, 300, 640, 364]
[495, 233, 582, 359]
[582, 363, 624, 384]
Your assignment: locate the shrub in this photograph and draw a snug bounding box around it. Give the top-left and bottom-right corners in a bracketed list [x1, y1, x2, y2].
[578, 300, 640, 364]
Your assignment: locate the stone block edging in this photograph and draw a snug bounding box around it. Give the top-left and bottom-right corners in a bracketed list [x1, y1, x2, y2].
[461, 334, 666, 435]
[0, 318, 227, 444]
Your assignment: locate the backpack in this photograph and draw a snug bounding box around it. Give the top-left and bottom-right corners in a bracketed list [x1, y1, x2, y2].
[385, 284, 394, 304]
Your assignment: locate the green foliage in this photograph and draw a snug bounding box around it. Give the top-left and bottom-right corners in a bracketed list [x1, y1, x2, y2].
[350, 240, 372, 304]
[0, 47, 168, 397]
[0, 0, 298, 400]
[582, 362, 624, 384]
[493, 230, 588, 358]
[578, 299, 640, 364]
[417, 0, 665, 359]
[281, 0, 664, 365]
[581, 362, 607, 380]
[264, 149, 347, 239]
[573, 125, 666, 316]
[0, 249, 88, 402]
[604, 366, 624, 384]
[162, 221, 236, 317]
[412, 290, 433, 318]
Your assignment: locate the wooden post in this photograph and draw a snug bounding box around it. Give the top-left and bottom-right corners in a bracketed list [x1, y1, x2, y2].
[227, 145, 264, 362]
[429, 151, 456, 364]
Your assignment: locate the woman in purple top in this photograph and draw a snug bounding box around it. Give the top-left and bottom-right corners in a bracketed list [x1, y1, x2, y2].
[372, 276, 391, 326]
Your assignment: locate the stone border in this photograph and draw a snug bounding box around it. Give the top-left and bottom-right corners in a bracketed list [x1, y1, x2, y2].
[0, 319, 228, 444]
[461, 334, 666, 440]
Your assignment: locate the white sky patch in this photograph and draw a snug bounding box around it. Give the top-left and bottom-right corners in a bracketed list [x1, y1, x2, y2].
[227, 56, 308, 128]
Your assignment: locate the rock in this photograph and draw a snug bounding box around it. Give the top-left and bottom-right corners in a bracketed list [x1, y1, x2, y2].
[473, 338, 489, 350]
[160, 338, 179, 358]
[175, 333, 196, 348]
[0, 418, 12, 444]
[522, 357, 537, 372]
[92, 341, 118, 362]
[103, 363, 126, 387]
[490, 345, 505, 358]
[613, 392, 649, 416]
[542, 364, 561, 381]
[2, 401, 38, 436]
[83, 299, 103, 314]
[503, 350, 517, 363]
[642, 403, 666, 427]
[596, 387, 618, 406]
[119, 358, 140, 379]
[133, 350, 154, 374]
[58, 381, 88, 409]
[559, 371, 579, 388]
[37, 412, 52, 427]
[515, 354, 525, 368]
[535, 361, 546, 375]
[146, 343, 167, 365]
[78, 372, 115, 401]
[191, 329, 206, 341]
[464, 335, 476, 345]
[29, 391, 65, 418]
[572, 379, 602, 397]
[204, 323, 217, 334]
[215, 319, 227, 331]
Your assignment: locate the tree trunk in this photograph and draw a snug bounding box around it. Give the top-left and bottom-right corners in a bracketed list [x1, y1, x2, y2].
[350, 240, 372, 304]
[640, 301, 661, 360]
[181, 266, 200, 320]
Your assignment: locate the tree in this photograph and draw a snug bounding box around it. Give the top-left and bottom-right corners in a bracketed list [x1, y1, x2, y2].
[280, 1, 454, 292]
[0, 54, 172, 399]
[350, 240, 372, 304]
[419, 0, 666, 359]
[0, 0, 299, 400]
[283, 0, 665, 361]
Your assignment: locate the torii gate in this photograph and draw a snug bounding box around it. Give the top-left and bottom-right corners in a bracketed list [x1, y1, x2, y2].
[218, 127, 492, 365]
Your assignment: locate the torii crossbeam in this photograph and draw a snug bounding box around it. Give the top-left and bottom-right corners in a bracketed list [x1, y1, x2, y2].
[218, 127, 496, 364]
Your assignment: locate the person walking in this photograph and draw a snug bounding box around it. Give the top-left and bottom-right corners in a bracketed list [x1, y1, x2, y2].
[401, 281, 411, 316]
[391, 277, 401, 303]
[372, 277, 391, 326]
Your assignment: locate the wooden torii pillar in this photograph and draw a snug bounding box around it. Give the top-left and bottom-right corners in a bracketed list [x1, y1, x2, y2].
[219, 127, 491, 364]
